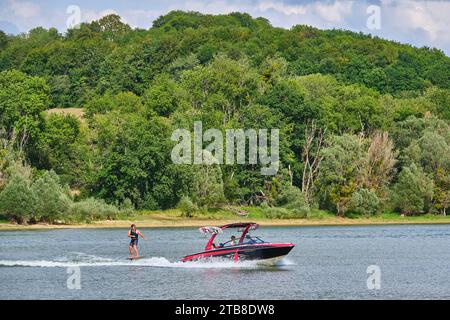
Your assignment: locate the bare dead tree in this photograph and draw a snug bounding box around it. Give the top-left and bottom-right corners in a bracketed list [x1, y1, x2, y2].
[301, 121, 326, 205]
[0, 129, 17, 189]
[287, 164, 293, 186]
[18, 127, 28, 156]
[361, 131, 397, 195]
[0, 128, 31, 190]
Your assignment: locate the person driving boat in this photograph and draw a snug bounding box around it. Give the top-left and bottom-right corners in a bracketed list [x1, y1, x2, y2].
[245, 234, 256, 244]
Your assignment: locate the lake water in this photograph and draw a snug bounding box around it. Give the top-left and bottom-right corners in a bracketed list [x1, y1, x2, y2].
[0, 224, 449, 299]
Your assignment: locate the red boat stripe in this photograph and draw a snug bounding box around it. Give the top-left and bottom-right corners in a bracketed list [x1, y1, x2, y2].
[182, 243, 295, 261]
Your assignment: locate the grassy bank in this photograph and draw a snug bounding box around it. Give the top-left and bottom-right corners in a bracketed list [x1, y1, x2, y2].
[0, 208, 449, 231]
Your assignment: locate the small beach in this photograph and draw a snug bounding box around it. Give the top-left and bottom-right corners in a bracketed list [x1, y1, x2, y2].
[1, 210, 449, 231]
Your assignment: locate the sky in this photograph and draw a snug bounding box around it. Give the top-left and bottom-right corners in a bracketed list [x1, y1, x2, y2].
[0, 0, 449, 55]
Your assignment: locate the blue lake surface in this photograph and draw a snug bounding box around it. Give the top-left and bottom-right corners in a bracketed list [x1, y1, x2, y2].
[0, 224, 449, 299]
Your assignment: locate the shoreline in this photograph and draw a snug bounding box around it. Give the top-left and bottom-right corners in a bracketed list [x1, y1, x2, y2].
[1, 215, 449, 231]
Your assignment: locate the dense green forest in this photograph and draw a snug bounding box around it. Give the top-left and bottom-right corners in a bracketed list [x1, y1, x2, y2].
[0, 11, 449, 224]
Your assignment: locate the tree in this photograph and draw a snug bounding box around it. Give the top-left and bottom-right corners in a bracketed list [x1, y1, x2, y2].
[98, 14, 131, 41]
[434, 168, 450, 215]
[361, 131, 397, 194]
[276, 185, 310, 218]
[31, 171, 71, 223]
[0, 70, 49, 146]
[178, 196, 197, 217]
[85, 92, 143, 118]
[0, 139, 9, 190]
[424, 87, 450, 120]
[67, 197, 118, 222]
[259, 55, 288, 85]
[0, 174, 36, 224]
[333, 84, 385, 133]
[85, 93, 115, 118]
[37, 114, 89, 186]
[143, 74, 187, 117]
[0, 130, 21, 190]
[90, 112, 179, 208]
[181, 55, 261, 125]
[317, 134, 365, 216]
[392, 164, 434, 215]
[405, 130, 450, 176]
[191, 162, 225, 208]
[168, 53, 199, 78]
[260, 78, 311, 152]
[349, 188, 380, 215]
[301, 121, 325, 205]
[0, 30, 8, 49]
[403, 126, 450, 214]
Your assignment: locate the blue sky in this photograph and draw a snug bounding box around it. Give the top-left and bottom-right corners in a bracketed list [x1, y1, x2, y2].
[1, 0, 449, 55]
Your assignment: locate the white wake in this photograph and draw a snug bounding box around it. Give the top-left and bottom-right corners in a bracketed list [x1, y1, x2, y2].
[0, 256, 293, 269]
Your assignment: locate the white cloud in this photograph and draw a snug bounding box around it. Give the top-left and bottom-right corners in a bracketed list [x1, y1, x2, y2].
[312, 1, 353, 24]
[257, 1, 307, 15]
[383, 0, 450, 42]
[121, 9, 161, 29]
[162, 0, 355, 29]
[168, 0, 245, 15]
[68, 8, 162, 29]
[7, 0, 40, 18]
[81, 9, 120, 23]
[360, 0, 450, 53]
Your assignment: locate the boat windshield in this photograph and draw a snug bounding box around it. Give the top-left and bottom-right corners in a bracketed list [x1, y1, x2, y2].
[215, 235, 265, 247]
[243, 235, 265, 244]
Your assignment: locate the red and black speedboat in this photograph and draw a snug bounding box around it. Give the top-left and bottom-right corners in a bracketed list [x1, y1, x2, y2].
[181, 222, 294, 264]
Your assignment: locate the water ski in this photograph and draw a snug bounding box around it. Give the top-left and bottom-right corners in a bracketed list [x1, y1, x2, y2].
[127, 256, 144, 260]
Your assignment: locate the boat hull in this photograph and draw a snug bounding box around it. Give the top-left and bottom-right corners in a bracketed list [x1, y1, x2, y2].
[181, 243, 294, 262]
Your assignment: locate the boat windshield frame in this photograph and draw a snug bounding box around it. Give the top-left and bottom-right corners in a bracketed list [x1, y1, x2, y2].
[204, 222, 259, 251]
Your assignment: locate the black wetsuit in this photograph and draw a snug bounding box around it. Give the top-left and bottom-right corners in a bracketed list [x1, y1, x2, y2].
[130, 230, 138, 247]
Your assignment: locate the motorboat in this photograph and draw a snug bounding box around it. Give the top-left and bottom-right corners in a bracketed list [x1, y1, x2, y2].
[181, 222, 294, 264]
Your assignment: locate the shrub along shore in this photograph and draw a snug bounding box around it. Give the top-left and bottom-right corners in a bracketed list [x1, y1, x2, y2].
[1, 209, 449, 231]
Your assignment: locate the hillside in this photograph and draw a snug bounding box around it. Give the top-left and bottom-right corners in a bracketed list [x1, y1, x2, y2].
[0, 11, 449, 108]
[0, 11, 449, 224]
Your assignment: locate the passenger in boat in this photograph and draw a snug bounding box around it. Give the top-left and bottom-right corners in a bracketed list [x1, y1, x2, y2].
[230, 235, 237, 246]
